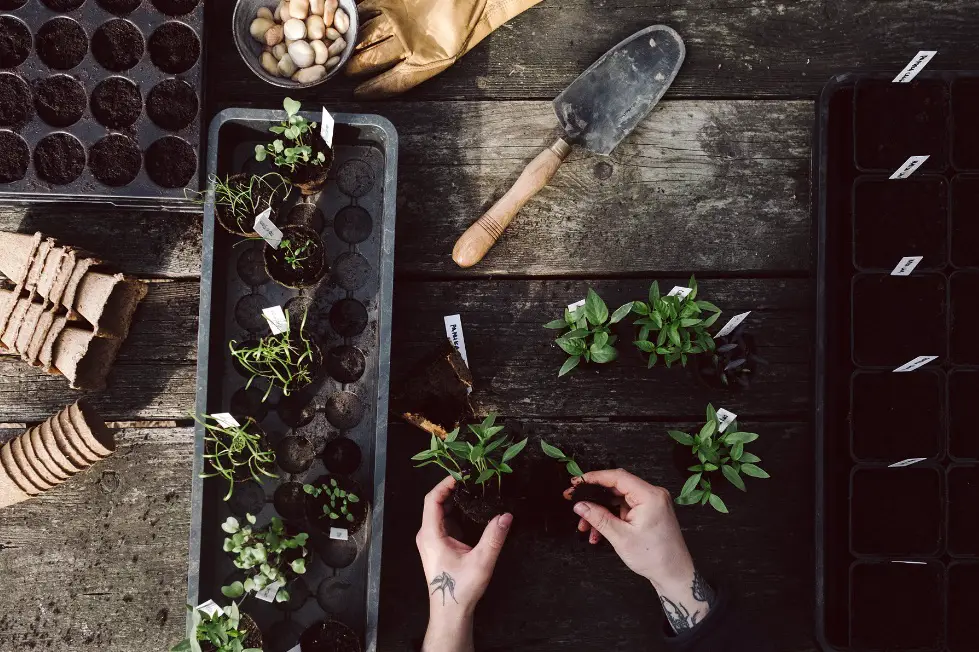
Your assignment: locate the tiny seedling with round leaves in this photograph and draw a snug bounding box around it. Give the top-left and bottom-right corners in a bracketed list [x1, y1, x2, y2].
[170, 601, 261, 652]
[279, 236, 314, 270]
[631, 276, 722, 369]
[544, 288, 634, 377]
[229, 308, 317, 401]
[540, 440, 584, 477]
[670, 404, 770, 514]
[254, 97, 327, 172]
[220, 514, 309, 603]
[195, 413, 277, 501]
[303, 478, 362, 523]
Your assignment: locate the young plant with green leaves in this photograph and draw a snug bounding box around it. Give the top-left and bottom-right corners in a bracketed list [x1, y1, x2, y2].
[303, 478, 361, 523]
[170, 602, 261, 652]
[412, 414, 528, 493]
[670, 404, 770, 514]
[196, 414, 277, 501]
[211, 172, 289, 225]
[279, 236, 314, 270]
[540, 440, 584, 477]
[229, 308, 317, 401]
[544, 289, 634, 377]
[632, 276, 722, 369]
[220, 514, 309, 603]
[254, 98, 327, 172]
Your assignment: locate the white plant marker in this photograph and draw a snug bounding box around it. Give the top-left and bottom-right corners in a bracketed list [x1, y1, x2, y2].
[196, 600, 222, 618]
[894, 356, 938, 372]
[329, 527, 349, 541]
[716, 408, 737, 433]
[891, 256, 923, 276]
[715, 311, 751, 338]
[320, 107, 335, 147]
[890, 156, 930, 180]
[888, 458, 927, 468]
[891, 560, 927, 565]
[263, 305, 289, 335]
[286, 645, 303, 652]
[443, 314, 469, 366]
[255, 580, 284, 603]
[892, 51, 938, 83]
[567, 298, 586, 313]
[667, 286, 693, 299]
[211, 413, 241, 429]
[254, 207, 283, 248]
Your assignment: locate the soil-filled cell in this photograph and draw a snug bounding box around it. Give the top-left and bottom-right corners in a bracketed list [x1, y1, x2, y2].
[97, 0, 142, 14]
[850, 370, 944, 461]
[42, 0, 85, 9]
[952, 176, 979, 267]
[286, 203, 324, 232]
[326, 345, 365, 383]
[92, 19, 144, 72]
[0, 1, 26, 9]
[850, 561, 943, 650]
[948, 466, 979, 556]
[311, 533, 358, 568]
[277, 392, 316, 428]
[273, 481, 307, 522]
[329, 298, 367, 337]
[267, 621, 304, 652]
[299, 620, 360, 652]
[88, 134, 140, 186]
[36, 18, 87, 71]
[0, 72, 30, 126]
[230, 338, 260, 379]
[90, 76, 141, 129]
[951, 271, 979, 364]
[952, 79, 979, 170]
[276, 577, 309, 612]
[0, 16, 31, 68]
[852, 176, 948, 270]
[851, 274, 947, 367]
[950, 370, 979, 460]
[336, 158, 374, 197]
[34, 132, 85, 184]
[305, 474, 367, 535]
[948, 562, 979, 652]
[325, 391, 365, 430]
[332, 252, 371, 291]
[315, 577, 355, 615]
[334, 206, 372, 244]
[850, 466, 943, 556]
[230, 386, 269, 422]
[264, 224, 328, 289]
[322, 437, 361, 475]
[33, 75, 85, 127]
[146, 78, 198, 131]
[145, 136, 196, 188]
[236, 245, 269, 286]
[276, 435, 316, 474]
[148, 21, 200, 74]
[0, 130, 28, 182]
[227, 480, 266, 518]
[233, 293, 268, 331]
[854, 78, 949, 173]
[151, 0, 198, 15]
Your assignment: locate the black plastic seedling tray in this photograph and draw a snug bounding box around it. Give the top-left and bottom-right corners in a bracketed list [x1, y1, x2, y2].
[816, 72, 979, 651]
[189, 109, 397, 652]
[0, 0, 204, 208]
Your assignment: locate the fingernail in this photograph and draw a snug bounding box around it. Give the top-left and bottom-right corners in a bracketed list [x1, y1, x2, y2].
[571, 476, 583, 485]
[498, 513, 513, 529]
[573, 502, 588, 516]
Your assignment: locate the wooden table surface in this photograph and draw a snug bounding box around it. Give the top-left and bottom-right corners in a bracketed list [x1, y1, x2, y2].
[0, 1, 976, 650]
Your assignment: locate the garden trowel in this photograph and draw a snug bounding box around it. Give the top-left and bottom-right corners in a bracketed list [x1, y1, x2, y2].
[452, 25, 685, 268]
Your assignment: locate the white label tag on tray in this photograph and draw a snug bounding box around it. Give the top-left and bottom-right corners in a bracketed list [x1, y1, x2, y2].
[286, 645, 302, 652]
[211, 413, 240, 429]
[716, 408, 738, 433]
[444, 314, 469, 367]
[893, 51, 938, 83]
[329, 527, 349, 541]
[667, 286, 693, 299]
[889, 156, 930, 180]
[894, 355, 938, 372]
[196, 600, 222, 618]
[567, 299, 586, 313]
[255, 580, 284, 603]
[715, 311, 751, 339]
[320, 107, 335, 148]
[889, 457, 927, 468]
[891, 256, 923, 276]
[262, 305, 288, 335]
[253, 208, 283, 248]
[892, 560, 928, 565]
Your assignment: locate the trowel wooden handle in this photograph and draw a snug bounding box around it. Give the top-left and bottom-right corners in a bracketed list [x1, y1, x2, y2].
[452, 138, 571, 268]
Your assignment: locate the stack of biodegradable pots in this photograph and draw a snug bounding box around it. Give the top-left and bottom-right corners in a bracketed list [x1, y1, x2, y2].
[0, 400, 115, 508]
[0, 231, 147, 390]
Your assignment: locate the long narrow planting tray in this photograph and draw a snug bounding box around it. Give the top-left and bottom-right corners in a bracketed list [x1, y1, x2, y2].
[815, 71, 979, 652]
[189, 108, 397, 652]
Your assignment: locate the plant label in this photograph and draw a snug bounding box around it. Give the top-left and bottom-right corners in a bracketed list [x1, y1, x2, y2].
[255, 580, 284, 603]
[329, 527, 349, 541]
[716, 408, 737, 433]
[320, 107, 335, 148]
[667, 286, 693, 299]
[889, 156, 930, 180]
[715, 311, 751, 338]
[286, 646, 302, 652]
[253, 208, 283, 248]
[889, 458, 927, 468]
[262, 305, 289, 335]
[443, 314, 469, 367]
[196, 600, 222, 618]
[891, 256, 923, 276]
[891, 560, 927, 565]
[892, 51, 938, 83]
[211, 413, 240, 429]
[567, 298, 586, 314]
[894, 355, 938, 372]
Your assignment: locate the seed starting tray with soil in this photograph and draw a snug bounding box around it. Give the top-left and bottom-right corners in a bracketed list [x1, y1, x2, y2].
[816, 72, 979, 652]
[0, 0, 203, 207]
[190, 109, 397, 652]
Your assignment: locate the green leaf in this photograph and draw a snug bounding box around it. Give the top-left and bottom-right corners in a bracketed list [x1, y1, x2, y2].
[502, 438, 528, 462]
[541, 441, 566, 459]
[703, 311, 721, 327]
[724, 432, 760, 444]
[668, 324, 681, 347]
[649, 312, 663, 329]
[593, 331, 609, 349]
[731, 442, 744, 461]
[706, 404, 718, 422]
[703, 462, 719, 472]
[668, 430, 695, 446]
[474, 469, 495, 485]
[561, 329, 590, 340]
[254, 145, 267, 162]
[721, 465, 746, 491]
[680, 318, 702, 327]
[634, 340, 657, 353]
[674, 493, 699, 506]
[649, 281, 661, 304]
[283, 97, 301, 116]
[544, 319, 567, 329]
[291, 558, 306, 574]
[699, 421, 717, 439]
[647, 353, 658, 368]
[221, 517, 240, 534]
[558, 355, 581, 377]
[631, 301, 649, 316]
[556, 338, 585, 356]
[221, 581, 244, 598]
[680, 472, 702, 497]
[739, 452, 761, 464]
[411, 450, 435, 461]
[584, 289, 609, 325]
[610, 302, 634, 324]
[741, 463, 770, 479]
[708, 493, 729, 513]
[590, 345, 618, 364]
[697, 300, 721, 312]
[566, 460, 584, 477]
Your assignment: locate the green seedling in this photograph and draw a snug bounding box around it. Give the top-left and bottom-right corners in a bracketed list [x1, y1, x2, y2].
[279, 236, 314, 270]
[229, 308, 316, 401]
[220, 514, 309, 603]
[540, 440, 584, 477]
[544, 288, 634, 377]
[631, 276, 721, 369]
[254, 98, 327, 171]
[195, 414, 277, 501]
[170, 601, 261, 652]
[207, 172, 290, 231]
[303, 478, 361, 523]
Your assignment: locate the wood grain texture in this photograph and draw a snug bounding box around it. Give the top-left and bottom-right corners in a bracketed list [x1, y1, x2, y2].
[0, 427, 192, 652]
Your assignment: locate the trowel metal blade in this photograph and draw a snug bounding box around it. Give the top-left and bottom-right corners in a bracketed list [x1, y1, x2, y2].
[553, 25, 685, 156]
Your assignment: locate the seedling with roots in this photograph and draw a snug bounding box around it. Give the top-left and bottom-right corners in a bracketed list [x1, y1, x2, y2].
[544, 288, 634, 377]
[632, 276, 722, 369]
[229, 308, 317, 401]
[254, 98, 327, 172]
[303, 478, 361, 522]
[220, 514, 309, 603]
[196, 414, 277, 501]
[170, 601, 260, 652]
[540, 440, 584, 477]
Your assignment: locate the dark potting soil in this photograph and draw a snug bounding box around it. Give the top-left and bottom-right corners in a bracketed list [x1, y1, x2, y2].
[264, 224, 327, 288]
[322, 437, 361, 475]
[0, 0, 26, 9]
[948, 563, 979, 652]
[850, 371, 944, 461]
[334, 206, 373, 244]
[33, 75, 85, 127]
[228, 386, 269, 424]
[97, 0, 143, 15]
[273, 482, 308, 522]
[854, 78, 949, 173]
[151, 0, 198, 15]
[948, 466, 979, 555]
[0, 130, 28, 182]
[312, 533, 358, 568]
[288, 133, 333, 195]
[36, 18, 87, 71]
[452, 482, 506, 525]
[226, 481, 265, 517]
[145, 136, 195, 188]
[276, 577, 309, 612]
[286, 202, 324, 231]
[329, 298, 367, 337]
[394, 342, 474, 435]
[950, 370, 979, 460]
[694, 330, 761, 391]
[146, 78, 197, 130]
[299, 621, 360, 652]
[0, 73, 30, 126]
[951, 272, 979, 365]
[851, 562, 943, 650]
[92, 19, 144, 72]
[853, 176, 948, 270]
[90, 76, 141, 129]
[306, 474, 367, 534]
[851, 274, 946, 366]
[148, 20, 199, 74]
[0, 16, 30, 69]
[568, 482, 618, 512]
[324, 391, 365, 430]
[952, 79, 979, 170]
[952, 176, 979, 267]
[277, 392, 316, 428]
[215, 173, 279, 235]
[34, 132, 85, 184]
[88, 134, 140, 186]
[41, 0, 86, 9]
[276, 435, 316, 474]
[326, 345, 365, 383]
[850, 467, 941, 555]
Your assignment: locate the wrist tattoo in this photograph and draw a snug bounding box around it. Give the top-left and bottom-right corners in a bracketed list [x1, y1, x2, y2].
[429, 571, 458, 606]
[660, 570, 715, 634]
[691, 570, 716, 607]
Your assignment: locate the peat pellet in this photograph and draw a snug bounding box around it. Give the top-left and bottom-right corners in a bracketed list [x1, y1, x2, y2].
[92, 19, 144, 72]
[0, 16, 31, 68]
[316, 577, 356, 613]
[286, 203, 324, 232]
[312, 534, 358, 569]
[335, 158, 375, 197]
[0, 73, 30, 126]
[151, 0, 198, 15]
[97, 0, 142, 14]
[148, 21, 200, 74]
[329, 298, 367, 337]
[322, 437, 361, 475]
[0, 130, 28, 182]
[236, 246, 269, 286]
[0, 442, 37, 496]
[275, 435, 316, 474]
[42, 0, 86, 9]
[325, 345, 365, 383]
[36, 18, 87, 71]
[299, 620, 360, 652]
[33, 75, 85, 127]
[278, 392, 317, 428]
[89, 134, 140, 186]
[233, 292, 268, 331]
[324, 391, 365, 430]
[334, 206, 372, 244]
[90, 76, 141, 129]
[273, 481, 308, 522]
[146, 78, 198, 131]
[33, 133, 85, 185]
[227, 481, 266, 517]
[332, 252, 371, 291]
[145, 136, 196, 188]
[229, 387, 270, 422]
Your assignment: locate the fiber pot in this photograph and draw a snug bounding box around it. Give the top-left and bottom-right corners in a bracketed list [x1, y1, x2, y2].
[305, 474, 368, 536]
[949, 369, 979, 460]
[948, 562, 979, 652]
[950, 271, 979, 365]
[849, 370, 945, 462]
[947, 465, 979, 557]
[72, 271, 148, 339]
[51, 326, 124, 390]
[263, 224, 328, 289]
[287, 133, 334, 196]
[298, 620, 361, 652]
[849, 560, 943, 650]
[849, 466, 943, 556]
[213, 172, 290, 237]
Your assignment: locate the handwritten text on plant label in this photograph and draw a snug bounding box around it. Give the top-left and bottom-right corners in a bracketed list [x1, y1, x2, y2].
[889, 156, 930, 180]
[329, 527, 349, 541]
[891, 256, 923, 276]
[255, 580, 284, 603]
[263, 305, 288, 335]
[893, 51, 937, 83]
[894, 356, 938, 372]
[716, 408, 737, 433]
[667, 286, 693, 299]
[254, 208, 283, 248]
[211, 413, 240, 429]
[443, 314, 469, 367]
[715, 311, 751, 339]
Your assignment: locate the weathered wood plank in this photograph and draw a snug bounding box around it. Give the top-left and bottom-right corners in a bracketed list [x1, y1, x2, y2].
[0, 427, 192, 652]
[380, 420, 815, 652]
